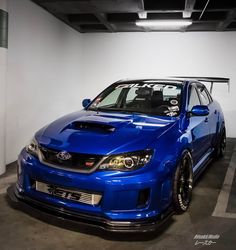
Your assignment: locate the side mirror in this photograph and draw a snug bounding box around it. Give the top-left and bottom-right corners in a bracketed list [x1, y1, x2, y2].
[191, 105, 209, 116]
[82, 99, 91, 108]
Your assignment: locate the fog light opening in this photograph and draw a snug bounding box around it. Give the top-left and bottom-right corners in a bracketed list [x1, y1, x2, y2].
[137, 188, 150, 208]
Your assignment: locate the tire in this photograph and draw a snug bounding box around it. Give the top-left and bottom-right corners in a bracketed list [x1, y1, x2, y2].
[213, 128, 226, 159]
[172, 151, 193, 214]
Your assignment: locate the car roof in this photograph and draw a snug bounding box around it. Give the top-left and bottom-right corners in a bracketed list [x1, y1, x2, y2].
[116, 78, 186, 84]
[116, 77, 229, 85]
[115, 78, 205, 87]
[115, 78, 210, 88]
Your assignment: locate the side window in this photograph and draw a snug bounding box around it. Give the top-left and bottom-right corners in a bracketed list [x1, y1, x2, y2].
[205, 87, 213, 102]
[197, 86, 210, 105]
[188, 86, 201, 111]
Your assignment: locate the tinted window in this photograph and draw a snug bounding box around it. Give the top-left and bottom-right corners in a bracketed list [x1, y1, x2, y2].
[188, 86, 201, 111]
[197, 86, 210, 105]
[205, 87, 213, 102]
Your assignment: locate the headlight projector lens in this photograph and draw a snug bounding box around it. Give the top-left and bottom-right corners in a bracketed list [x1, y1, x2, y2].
[124, 157, 134, 169]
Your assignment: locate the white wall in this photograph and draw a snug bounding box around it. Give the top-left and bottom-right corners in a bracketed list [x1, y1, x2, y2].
[6, 0, 83, 163]
[0, 47, 7, 174]
[5, 0, 236, 166]
[81, 32, 236, 138]
[0, 0, 7, 174]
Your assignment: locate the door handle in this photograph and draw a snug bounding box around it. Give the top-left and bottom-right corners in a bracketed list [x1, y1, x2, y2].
[204, 117, 209, 123]
[214, 110, 217, 114]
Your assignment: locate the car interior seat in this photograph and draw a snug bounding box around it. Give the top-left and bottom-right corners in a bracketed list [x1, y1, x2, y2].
[131, 87, 152, 109]
[151, 91, 164, 108]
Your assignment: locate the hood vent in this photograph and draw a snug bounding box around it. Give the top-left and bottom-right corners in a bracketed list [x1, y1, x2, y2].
[70, 121, 116, 133]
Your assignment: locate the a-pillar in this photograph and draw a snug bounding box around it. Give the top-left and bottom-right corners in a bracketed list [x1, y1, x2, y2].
[0, 0, 8, 175]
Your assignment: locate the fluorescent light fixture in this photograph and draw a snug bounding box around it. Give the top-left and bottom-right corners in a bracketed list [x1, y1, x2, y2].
[138, 12, 147, 19]
[136, 19, 192, 28]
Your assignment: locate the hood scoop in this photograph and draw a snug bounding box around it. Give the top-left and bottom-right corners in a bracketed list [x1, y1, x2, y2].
[66, 121, 116, 133]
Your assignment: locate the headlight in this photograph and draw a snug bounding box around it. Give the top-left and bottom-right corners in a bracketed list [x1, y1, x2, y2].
[98, 150, 153, 171]
[26, 139, 40, 158]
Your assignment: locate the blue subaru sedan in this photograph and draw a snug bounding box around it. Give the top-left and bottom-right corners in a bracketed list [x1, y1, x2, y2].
[8, 78, 227, 232]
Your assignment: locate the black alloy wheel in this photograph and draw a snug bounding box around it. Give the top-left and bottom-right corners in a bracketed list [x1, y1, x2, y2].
[213, 128, 226, 158]
[219, 129, 226, 157]
[173, 151, 193, 214]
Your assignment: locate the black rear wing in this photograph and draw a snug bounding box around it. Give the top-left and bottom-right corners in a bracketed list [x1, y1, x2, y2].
[170, 76, 230, 94]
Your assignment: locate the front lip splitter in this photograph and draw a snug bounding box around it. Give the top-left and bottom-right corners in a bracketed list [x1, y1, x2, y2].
[7, 184, 174, 233]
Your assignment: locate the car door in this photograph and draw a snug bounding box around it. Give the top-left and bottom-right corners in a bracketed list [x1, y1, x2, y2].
[196, 84, 218, 147]
[187, 84, 211, 165]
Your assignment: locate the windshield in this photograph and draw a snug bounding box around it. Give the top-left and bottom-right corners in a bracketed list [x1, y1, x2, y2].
[88, 81, 182, 117]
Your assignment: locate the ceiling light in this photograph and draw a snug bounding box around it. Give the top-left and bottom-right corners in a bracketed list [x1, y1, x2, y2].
[138, 12, 147, 19]
[135, 19, 193, 28]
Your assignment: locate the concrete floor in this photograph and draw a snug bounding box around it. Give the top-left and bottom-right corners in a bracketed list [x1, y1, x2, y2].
[0, 139, 236, 250]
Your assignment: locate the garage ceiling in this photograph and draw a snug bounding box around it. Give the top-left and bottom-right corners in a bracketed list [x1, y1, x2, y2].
[31, 0, 236, 32]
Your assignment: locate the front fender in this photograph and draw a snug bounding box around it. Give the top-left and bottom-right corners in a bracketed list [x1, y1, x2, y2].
[149, 119, 192, 172]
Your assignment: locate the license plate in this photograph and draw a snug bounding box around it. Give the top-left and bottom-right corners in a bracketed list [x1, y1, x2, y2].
[35, 181, 102, 205]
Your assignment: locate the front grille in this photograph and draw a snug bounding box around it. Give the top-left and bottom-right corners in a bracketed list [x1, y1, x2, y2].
[39, 147, 103, 173]
[35, 181, 102, 206]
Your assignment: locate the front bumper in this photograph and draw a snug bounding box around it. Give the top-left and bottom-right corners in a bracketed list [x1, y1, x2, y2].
[7, 184, 174, 233]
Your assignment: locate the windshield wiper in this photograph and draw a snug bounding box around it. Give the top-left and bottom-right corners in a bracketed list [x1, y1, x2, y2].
[88, 107, 172, 117]
[88, 107, 147, 115]
[88, 107, 112, 112]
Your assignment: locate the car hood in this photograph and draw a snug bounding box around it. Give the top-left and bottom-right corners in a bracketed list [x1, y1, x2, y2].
[35, 110, 178, 155]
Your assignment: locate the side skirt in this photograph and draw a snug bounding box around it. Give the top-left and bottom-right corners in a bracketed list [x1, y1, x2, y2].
[192, 148, 214, 181]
